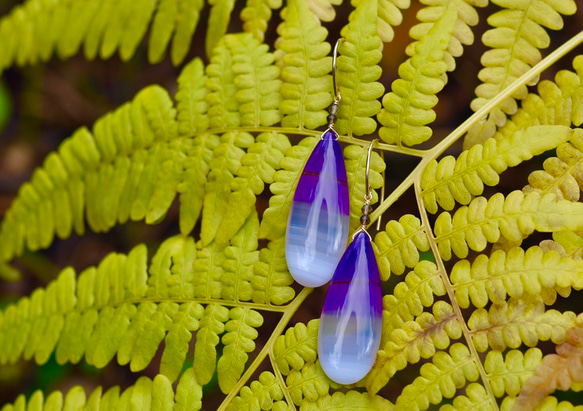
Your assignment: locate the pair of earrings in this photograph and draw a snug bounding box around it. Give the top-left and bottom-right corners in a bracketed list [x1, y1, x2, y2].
[285, 40, 383, 385]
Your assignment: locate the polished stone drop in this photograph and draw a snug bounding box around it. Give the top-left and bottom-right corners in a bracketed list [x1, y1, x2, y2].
[285, 130, 349, 287]
[318, 231, 383, 385]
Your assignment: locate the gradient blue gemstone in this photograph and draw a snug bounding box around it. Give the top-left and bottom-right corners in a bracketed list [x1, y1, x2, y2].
[285, 130, 349, 287]
[318, 231, 383, 385]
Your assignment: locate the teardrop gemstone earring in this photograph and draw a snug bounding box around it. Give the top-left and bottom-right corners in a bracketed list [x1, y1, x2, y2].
[318, 141, 383, 385]
[285, 40, 350, 288]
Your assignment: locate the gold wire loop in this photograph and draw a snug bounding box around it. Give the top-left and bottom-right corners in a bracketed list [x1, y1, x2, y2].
[332, 39, 343, 104]
[364, 139, 377, 204]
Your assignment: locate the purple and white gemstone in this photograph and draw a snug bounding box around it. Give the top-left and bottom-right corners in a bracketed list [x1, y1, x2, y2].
[285, 130, 349, 287]
[318, 231, 383, 385]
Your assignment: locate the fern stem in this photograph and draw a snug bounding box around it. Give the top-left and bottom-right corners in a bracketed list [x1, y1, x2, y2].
[413, 179, 499, 410]
[216, 287, 313, 410]
[368, 29, 583, 225]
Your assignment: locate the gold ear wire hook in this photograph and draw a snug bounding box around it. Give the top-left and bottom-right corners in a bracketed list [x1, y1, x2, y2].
[363, 139, 385, 231]
[332, 39, 342, 104]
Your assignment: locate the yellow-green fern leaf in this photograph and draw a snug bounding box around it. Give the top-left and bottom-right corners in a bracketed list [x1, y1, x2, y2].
[225, 33, 282, 128]
[422, 125, 572, 214]
[273, 319, 319, 375]
[373, 214, 431, 280]
[217, 307, 264, 393]
[336, 0, 385, 136]
[434, 191, 583, 261]
[407, 0, 487, 72]
[160, 302, 204, 382]
[193, 304, 230, 385]
[367, 301, 462, 393]
[276, 0, 332, 129]
[286, 362, 329, 406]
[206, 0, 236, 58]
[259, 137, 317, 240]
[466, 0, 577, 147]
[378, 6, 456, 146]
[301, 390, 394, 410]
[304, 0, 342, 21]
[451, 246, 583, 309]
[172, 0, 204, 65]
[252, 238, 295, 306]
[469, 299, 576, 352]
[438, 383, 491, 410]
[217, 132, 290, 244]
[192, 241, 226, 300]
[501, 56, 583, 136]
[206, 38, 240, 129]
[227, 371, 286, 411]
[147, 0, 204, 64]
[525, 129, 583, 202]
[200, 131, 254, 246]
[176, 58, 209, 136]
[241, 0, 282, 42]
[392, 344, 479, 407]
[353, 0, 411, 43]
[179, 134, 220, 235]
[345, 144, 385, 231]
[382, 260, 446, 333]
[485, 348, 542, 398]
[221, 211, 260, 302]
[0, 373, 202, 410]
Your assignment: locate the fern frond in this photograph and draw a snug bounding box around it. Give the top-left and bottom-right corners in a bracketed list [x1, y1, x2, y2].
[336, 0, 385, 136]
[382, 260, 446, 332]
[0, 85, 181, 266]
[217, 132, 290, 244]
[367, 301, 462, 393]
[407, 0, 487, 72]
[393, 343, 479, 407]
[438, 383, 491, 410]
[469, 298, 576, 352]
[242, 0, 282, 42]
[286, 361, 329, 406]
[276, 0, 332, 130]
[373, 214, 431, 280]
[485, 348, 542, 397]
[0, 0, 211, 71]
[434, 191, 583, 260]
[200, 131, 254, 246]
[217, 307, 264, 393]
[378, 6, 456, 146]
[206, 0, 237, 58]
[501, 56, 583, 135]
[272, 319, 319, 375]
[179, 134, 220, 235]
[0, 372, 201, 410]
[304, 0, 342, 21]
[175, 57, 209, 136]
[194, 304, 230, 385]
[252, 237, 295, 305]
[259, 137, 317, 241]
[515, 324, 583, 409]
[352, 0, 411, 42]
[421, 125, 573, 214]
[466, 0, 577, 147]
[525, 129, 583, 202]
[450, 246, 583, 309]
[301, 390, 394, 410]
[345, 144, 385, 231]
[228, 371, 287, 410]
[221, 211, 260, 301]
[226, 34, 282, 127]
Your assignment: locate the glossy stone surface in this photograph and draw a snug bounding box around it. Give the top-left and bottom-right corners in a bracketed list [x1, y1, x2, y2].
[285, 130, 349, 287]
[318, 231, 383, 385]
